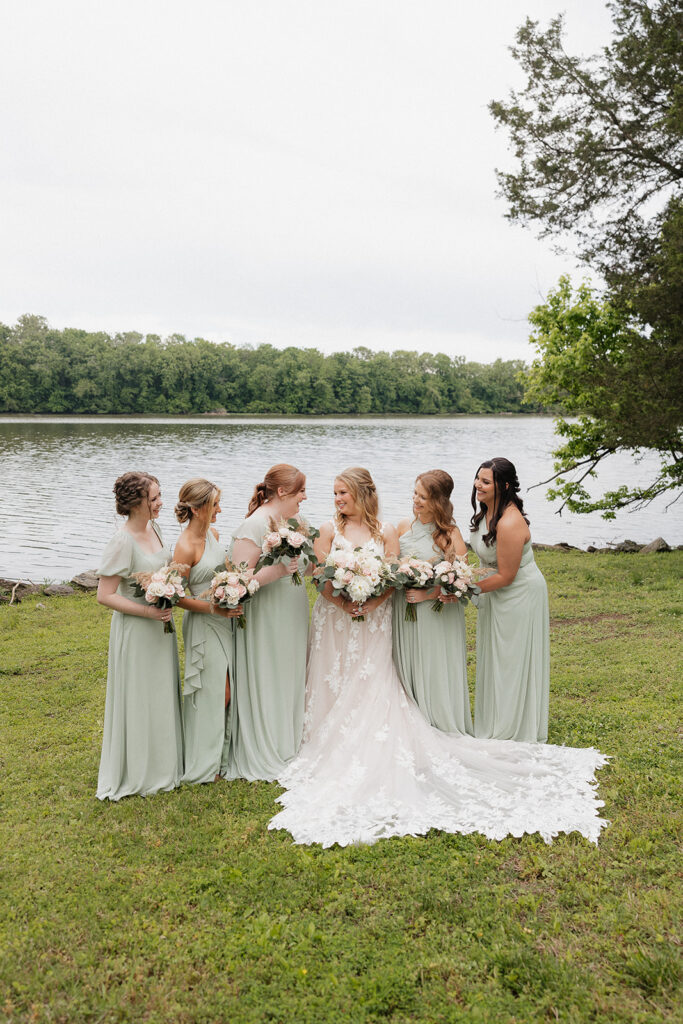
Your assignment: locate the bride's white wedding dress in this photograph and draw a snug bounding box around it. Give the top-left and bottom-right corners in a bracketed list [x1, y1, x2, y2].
[269, 532, 608, 848]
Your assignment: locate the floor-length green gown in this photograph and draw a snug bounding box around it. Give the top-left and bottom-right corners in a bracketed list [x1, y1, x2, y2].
[392, 520, 473, 735]
[221, 512, 309, 781]
[470, 526, 549, 742]
[181, 530, 234, 785]
[96, 523, 184, 800]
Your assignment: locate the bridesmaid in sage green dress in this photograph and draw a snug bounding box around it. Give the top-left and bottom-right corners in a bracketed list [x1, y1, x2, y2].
[174, 478, 243, 785]
[393, 470, 473, 735]
[96, 472, 183, 800]
[221, 464, 310, 782]
[470, 457, 549, 743]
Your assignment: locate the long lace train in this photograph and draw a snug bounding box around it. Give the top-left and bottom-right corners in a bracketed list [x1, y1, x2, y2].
[268, 535, 608, 848]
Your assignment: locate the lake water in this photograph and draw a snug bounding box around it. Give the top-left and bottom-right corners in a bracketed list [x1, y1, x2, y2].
[1, 415, 680, 580]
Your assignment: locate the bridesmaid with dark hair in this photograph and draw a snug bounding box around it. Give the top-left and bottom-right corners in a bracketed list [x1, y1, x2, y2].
[96, 471, 183, 800]
[392, 470, 473, 734]
[221, 464, 310, 781]
[470, 457, 550, 743]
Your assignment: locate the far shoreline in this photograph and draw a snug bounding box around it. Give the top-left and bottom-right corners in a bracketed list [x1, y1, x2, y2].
[0, 411, 559, 421]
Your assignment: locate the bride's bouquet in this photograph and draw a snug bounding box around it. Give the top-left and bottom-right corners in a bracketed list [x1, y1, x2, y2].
[257, 517, 319, 585]
[392, 557, 437, 622]
[431, 557, 485, 612]
[317, 546, 393, 621]
[131, 562, 189, 633]
[203, 560, 259, 629]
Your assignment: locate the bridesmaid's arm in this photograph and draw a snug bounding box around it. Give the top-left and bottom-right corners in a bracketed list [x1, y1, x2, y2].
[97, 576, 172, 622]
[232, 537, 297, 586]
[476, 515, 527, 593]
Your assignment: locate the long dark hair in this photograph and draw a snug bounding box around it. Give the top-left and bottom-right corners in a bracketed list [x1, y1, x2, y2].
[470, 457, 529, 546]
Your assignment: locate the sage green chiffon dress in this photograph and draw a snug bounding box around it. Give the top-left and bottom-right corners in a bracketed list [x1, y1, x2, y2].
[96, 524, 184, 800]
[181, 530, 235, 785]
[392, 520, 473, 735]
[221, 512, 310, 782]
[470, 527, 549, 743]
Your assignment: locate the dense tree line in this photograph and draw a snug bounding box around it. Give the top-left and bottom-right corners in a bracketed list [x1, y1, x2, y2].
[0, 315, 547, 416]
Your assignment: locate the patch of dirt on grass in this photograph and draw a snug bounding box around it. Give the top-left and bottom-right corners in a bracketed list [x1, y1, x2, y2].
[551, 612, 633, 627]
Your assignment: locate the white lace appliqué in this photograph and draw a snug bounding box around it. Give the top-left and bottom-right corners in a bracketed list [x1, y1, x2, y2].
[270, 528, 609, 848]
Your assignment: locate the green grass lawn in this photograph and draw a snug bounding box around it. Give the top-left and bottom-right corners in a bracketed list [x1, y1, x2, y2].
[1, 551, 681, 1023]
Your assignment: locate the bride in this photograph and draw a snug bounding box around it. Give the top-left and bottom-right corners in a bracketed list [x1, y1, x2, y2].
[269, 467, 608, 848]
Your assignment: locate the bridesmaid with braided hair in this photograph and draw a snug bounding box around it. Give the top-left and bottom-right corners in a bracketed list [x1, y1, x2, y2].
[470, 457, 550, 743]
[96, 471, 183, 800]
[221, 464, 310, 781]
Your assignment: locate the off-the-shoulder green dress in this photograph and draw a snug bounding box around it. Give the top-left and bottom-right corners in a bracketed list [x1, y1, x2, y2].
[181, 530, 235, 785]
[392, 520, 473, 735]
[96, 523, 184, 800]
[221, 511, 309, 781]
[470, 526, 549, 742]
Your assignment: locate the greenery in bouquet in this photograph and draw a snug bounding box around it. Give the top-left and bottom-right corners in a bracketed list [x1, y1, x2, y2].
[317, 546, 393, 621]
[131, 562, 189, 633]
[202, 560, 259, 629]
[431, 557, 487, 613]
[257, 517, 320, 585]
[392, 556, 437, 622]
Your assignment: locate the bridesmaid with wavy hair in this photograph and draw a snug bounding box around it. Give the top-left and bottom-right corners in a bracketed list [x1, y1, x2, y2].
[221, 464, 310, 781]
[96, 471, 183, 800]
[393, 470, 473, 734]
[470, 457, 550, 743]
[174, 478, 242, 786]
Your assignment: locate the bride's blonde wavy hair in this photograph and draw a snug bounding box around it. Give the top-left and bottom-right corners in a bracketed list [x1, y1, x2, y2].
[334, 467, 383, 542]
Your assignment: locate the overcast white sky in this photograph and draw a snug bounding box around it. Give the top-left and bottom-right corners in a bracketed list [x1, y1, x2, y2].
[1, 1, 614, 362]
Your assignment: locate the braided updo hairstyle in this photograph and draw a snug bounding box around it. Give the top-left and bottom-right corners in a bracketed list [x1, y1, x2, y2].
[175, 478, 220, 525]
[247, 464, 305, 515]
[113, 472, 159, 516]
[335, 467, 383, 541]
[470, 457, 529, 546]
[415, 469, 457, 555]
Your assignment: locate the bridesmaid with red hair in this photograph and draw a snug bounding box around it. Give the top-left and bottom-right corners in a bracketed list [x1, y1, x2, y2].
[221, 464, 310, 781]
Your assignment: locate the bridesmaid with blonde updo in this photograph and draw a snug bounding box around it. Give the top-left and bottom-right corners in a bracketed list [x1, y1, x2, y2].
[392, 470, 473, 735]
[174, 478, 242, 785]
[96, 471, 183, 800]
[221, 464, 310, 782]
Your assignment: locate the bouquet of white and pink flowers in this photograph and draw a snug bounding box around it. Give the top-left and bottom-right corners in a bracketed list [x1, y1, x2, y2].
[203, 560, 259, 629]
[392, 556, 437, 622]
[131, 562, 189, 633]
[257, 517, 320, 585]
[317, 545, 393, 621]
[431, 557, 486, 612]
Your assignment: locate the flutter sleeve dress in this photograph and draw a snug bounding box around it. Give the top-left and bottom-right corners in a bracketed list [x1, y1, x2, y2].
[392, 520, 473, 735]
[96, 523, 184, 800]
[181, 530, 235, 785]
[221, 512, 310, 781]
[469, 526, 550, 743]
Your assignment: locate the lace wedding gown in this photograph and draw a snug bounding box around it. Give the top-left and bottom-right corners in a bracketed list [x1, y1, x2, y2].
[269, 532, 608, 848]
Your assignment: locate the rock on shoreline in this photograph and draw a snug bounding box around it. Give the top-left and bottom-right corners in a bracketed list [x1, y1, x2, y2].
[0, 570, 99, 603]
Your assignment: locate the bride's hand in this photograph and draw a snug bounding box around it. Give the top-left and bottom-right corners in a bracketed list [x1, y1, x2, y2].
[341, 598, 362, 616]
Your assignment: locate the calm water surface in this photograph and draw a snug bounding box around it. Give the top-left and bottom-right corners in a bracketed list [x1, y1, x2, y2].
[1, 416, 680, 579]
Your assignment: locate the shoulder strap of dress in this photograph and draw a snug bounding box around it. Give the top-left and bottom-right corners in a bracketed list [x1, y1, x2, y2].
[151, 520, 163, 542]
